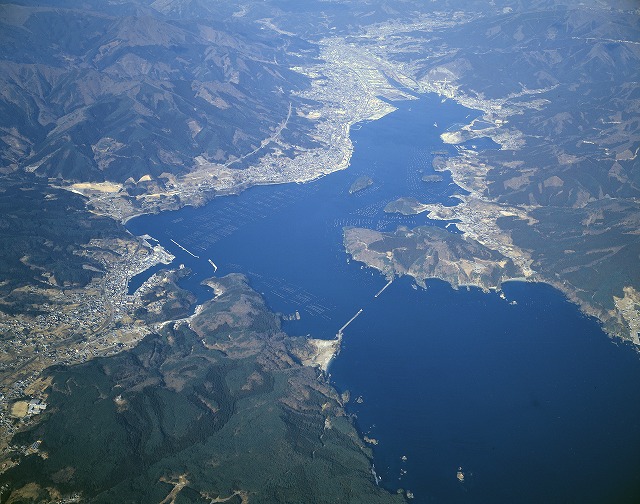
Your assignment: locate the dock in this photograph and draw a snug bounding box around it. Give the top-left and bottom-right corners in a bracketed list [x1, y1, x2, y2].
[170, 239, 200, 258]
[208, 259, 218, 272]
[374, 279, 393, 298]
[338, 308, 363, 337]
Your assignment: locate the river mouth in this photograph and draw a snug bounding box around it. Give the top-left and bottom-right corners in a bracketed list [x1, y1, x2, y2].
[127, 94, 640, 503]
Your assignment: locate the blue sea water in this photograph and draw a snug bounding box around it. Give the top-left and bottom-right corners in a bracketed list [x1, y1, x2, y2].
[331, 279, 640, 503]
[127, 94, 640, 503]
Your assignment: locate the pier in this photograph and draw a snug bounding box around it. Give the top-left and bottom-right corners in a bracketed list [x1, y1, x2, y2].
[338, 308, 363, 337]
[170, 239, 200, 258]
[374, 279, 393, 298]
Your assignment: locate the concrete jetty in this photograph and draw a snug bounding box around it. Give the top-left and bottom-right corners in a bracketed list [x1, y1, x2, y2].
[170, 239, 199, 258]
[338, 308, 363, 336]
[374, 279, 393, 298]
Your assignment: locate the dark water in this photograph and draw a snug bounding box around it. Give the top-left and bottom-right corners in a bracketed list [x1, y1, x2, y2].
[333, 278, 640, 503]
[127, 95, 640, 503]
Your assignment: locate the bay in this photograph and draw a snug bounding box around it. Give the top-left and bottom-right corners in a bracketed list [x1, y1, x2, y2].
[127, 94, 640, 503]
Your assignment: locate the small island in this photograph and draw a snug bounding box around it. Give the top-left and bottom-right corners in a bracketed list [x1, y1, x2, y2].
[349, 175, 374, 194]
